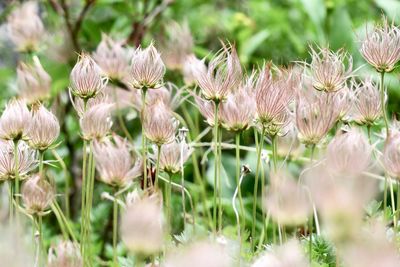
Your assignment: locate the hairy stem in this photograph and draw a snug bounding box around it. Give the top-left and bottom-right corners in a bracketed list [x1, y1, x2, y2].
[380, 71, 389, 138]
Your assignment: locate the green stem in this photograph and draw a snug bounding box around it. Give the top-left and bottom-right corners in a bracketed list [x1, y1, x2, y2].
[85, 141, 96, 265]
[141, 88, 148, 189]
[52, 201, 77, 243]
[113, 189, 119, 267]
[13, 140, 20, 222]
[309, 217, 313, 264]
[390, 179, 396, 228]
[213, 101, 220, 234]
[380, 71, 389, 138]
[39, 151, 44, 178]
[81, 140, 88, 256]
[271, 135, 278, 172]
[384, 175, 388, 212]
[218, 126, 223, 232]
[38, 215, 44, 267]
[155, 145, 162, 189]
[8, 181, 13, 224]
[252, 126, 265, 251]
[367, 125, 372, 145]
[167, 173, 172, 230]
[235, 133, 245, 232]
[52, 149, 71, 219]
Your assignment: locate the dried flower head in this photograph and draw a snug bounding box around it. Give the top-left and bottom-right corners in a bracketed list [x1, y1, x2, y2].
[194, 44, 242, 101]
[165, 241, 232, 267]
[307, 46, 353, 92]
[295, 90, 342, 145]
[153, 139, 192, 174]
[93, 34, 130, 81]
[383, 130, 400, 178]
[350, 77, 381, 125]
[120, 194, 164, 255]
[143, 100, 177, 145]
[22, 174, 55, 215]
[360, 17, 400, 73]
[160, 21, 194, 70]
[0, 99, 31, 141]
[0, 141, 37, 181]
[182, 54, 207, 86]
[17, 57, 51, 104]
[48, 241, 83, 267]
[252, 240, 308, 267]
[7, 1, 45, 52]
[256, 66, 298, 136]
[264, 172, 311, 226]
[93, 135, 142, 187]
[129, 43, 166, 89]
[27, 105, 60, 151]
[326, 128, 372, 176]
[69, 54, 107, 100]
[220, 75, 256, 132]
[80, 103, 114, 140]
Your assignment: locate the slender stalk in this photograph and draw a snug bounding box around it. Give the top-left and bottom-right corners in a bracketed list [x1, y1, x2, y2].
[38, 215, 44, 267]
[155, 145, 162, 189]
[52, 201, 77, 243]
[113, 189, 119, 267]
[271, 135, 278, 172]
[235, 133, 245, 232]
[217, 127, 223, 232]
[80, 140, 88, 256]
[367, 125, 372, 145]
[384, 175, 388, 212]
[85, 141, 96, 265]
[13, 140, 20, 222]
[180, 143, 187, 231]
[252, 126, 265, 250]
[167, 173, 172, 229]
[141, 88, 148, 189]
[390, 179, 396, 227]
[8, 181, 13, 224]
[379, 71, 389, 138]
[39, 151, 45, 178]
[52, 149, 71, 219]
[309, 217, 313, 264]
[212, 101, 220, 233]
[397, 181, 400, 231]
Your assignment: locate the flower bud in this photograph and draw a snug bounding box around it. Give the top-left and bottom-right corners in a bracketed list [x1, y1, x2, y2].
[154, 139, 192, 174]
[22, 174, 55, 215]
[80, 103, 114, 140]
[0, 99, 31, 141]
[28, 105, 60, 151]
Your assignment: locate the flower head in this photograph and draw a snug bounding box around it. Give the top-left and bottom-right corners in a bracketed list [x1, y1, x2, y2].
[350, 77, 381, 125]
[48, 241, 83, 267]
[120, 193, 164, 255]
[360, 17, 400, 73]
[0, 99, 31, 141]
[220, 75, 256, 132]
[27, 104, 60, 151]
[307, 46, 353, 92]
[0, 141, 37, 180]
[69, 54, 107, 100]
[22, 174, 55, 215]
[129, 43, 166, 89]
[143, 100, 177, 145]
[194, 44, 242, 101]
[153, 139, 192, 174]
[7, 1, 45, 52]
[17, 57, 51, 104]
[93, 34, 130, 81]
[182, 54, 207, 86]
[194, 95, 217, 126]
[80, 103, 114, 140]
[93, 135, 142, 187]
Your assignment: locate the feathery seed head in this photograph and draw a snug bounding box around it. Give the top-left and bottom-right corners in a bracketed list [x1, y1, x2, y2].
[0, 99, 31, 141]
[194, 95, 217, 126]
[21, 174, 55, 215]
[48, 241, 83, 267]
[154, 139, 192, 174]
[182, 54, 207, 86]
[79, 103, 114, 140]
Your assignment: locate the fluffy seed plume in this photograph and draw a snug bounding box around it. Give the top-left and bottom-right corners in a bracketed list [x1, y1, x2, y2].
[48, 241, 83, 267]
[79, 102, 114, 140]
[154, 139, 192, 174]
[0, 99, 31, 141]
[21, 174, 55, 215]
[182, 54, 207, 86]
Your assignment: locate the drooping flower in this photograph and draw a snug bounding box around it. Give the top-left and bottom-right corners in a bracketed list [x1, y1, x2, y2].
[17, 57, 51, 104]
[129, 43, 166, 89]
[143, 100, 177, 145]
[256, 66, 298, 136]
[0, 99, 31, 141]
[194, 44, 242, 102]
[153, 139, 192, 174]
[182, 54, 207, 86]
[69, 54, 107, 100]
[48, 241, 83, 267]
[120, 192, 164, 255]
[93, 34, 130, 81]
[27, 104, 60, 152]
[307, 46, 353, 92]
[360, 17, 400, 73]
[350, 77, 381, 125]
[220, 75, 256, 132]
[7, 1, 45, 52]
[79, 103, 114, 140]
[21, 174, 55, 215]
[93, 135, 142, 187]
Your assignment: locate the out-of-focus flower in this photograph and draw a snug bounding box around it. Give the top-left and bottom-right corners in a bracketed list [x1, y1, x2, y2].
[71, 92, 112, 117]
[21, 174, 54, 215]
[182, 54, 207, 86]
[194, 44, 242, 102]
[69, 54, 107, 100]
[160, 21, 193, 70]
[164, 241, 232, 267]
[383, 130, 400, 178]
[48, 241, 83, 267]
[295, 90, 342, 145]
[307, 46, 353, 92]
[129, 43, 166, 89]
[93, 34, 130, 81]
[252, 240, 308, 267]
[256, 66, 298, 136]
[93, 135, 142, 187]
[360, 17, 400, 73]
[80, 103, 114, 140]
[220, 75, 256, 132]
[17, 57, 51, 104]
[264, 172, 311, 226]
[0, 225, 34, 266]
[0, 99, 31, 141]
[27, 104, 60, 151]
[7, 1, 45, 52]
[145, 83, 183, 110]
[194, 95, 217, 126]
[326, 128, 372, 176]
[0, 141, 37, 181]
[153, 139, 192, 174]
[350, 77, 381, 126]
[143, 100, 177, 145]
[276, 122, 303, 159]
[120, 193, 164, 255]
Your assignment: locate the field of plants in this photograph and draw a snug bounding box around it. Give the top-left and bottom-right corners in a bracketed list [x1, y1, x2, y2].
[0, 0, 400, 266]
